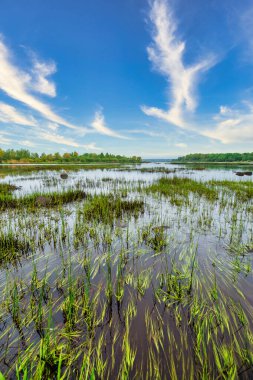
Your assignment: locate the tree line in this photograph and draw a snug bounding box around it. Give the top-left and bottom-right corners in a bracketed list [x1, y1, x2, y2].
[0, 148, 142, 164]
[174, 152, 253, 163]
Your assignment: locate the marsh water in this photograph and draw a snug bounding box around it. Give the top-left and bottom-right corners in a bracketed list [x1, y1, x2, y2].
[0, 163, 253, 379]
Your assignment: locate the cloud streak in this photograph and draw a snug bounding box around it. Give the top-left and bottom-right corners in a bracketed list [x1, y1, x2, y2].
[0, 37, 130, 144]
[141, 0, 253, 146]
[0, 102, 37, 126]
[0, 133, 12, 145]
[123, 128, 167, 138]
[175, 142, 187, 148]
[203, 103, 253, 143]
[142, 0, 215, 129]
[31, 56, 57, 97]
[39, 130, 102, 151]
[0, 37, 89, 133]
[91, 110, 128, 139]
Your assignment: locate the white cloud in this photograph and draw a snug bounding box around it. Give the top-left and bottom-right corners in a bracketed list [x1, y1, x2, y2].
[0, 37, 89, 133]
[31, 57, 57, 97]
[203, 102, 253, 143]
[141, 0, 253, 147]
[0, 134, 12, 145]
[0, 37, 142, 148]
[91, 110, 128, 139]
[39, 131, 102, 151]
[0, 102, 37, 126]
[142, 0, 216, 129]
[83, 142, 102, 151]
[47, 122, 59, 131]
[141, 1, 253, 147]
[19, 140, 36, 147]
[175, 142, 187, 148]
[39, 131, 83, 147]
[123, 128, 167, 138]
[219, 105, 233, 115]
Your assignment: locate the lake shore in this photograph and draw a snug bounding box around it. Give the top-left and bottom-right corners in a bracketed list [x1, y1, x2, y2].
[172, 161, 253, 165]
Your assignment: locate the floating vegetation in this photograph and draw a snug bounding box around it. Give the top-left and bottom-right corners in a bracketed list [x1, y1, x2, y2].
[0, 164, 252, 379]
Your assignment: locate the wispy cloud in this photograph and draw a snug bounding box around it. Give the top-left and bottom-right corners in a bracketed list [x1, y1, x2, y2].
[0, 102, 37, 126]
[203, 102, 253, 143]
[239, 4, 253, 60]
[83, 142, 102, 151]
[91, 110, 128, 139]
[175, 142, 187, 148]
[0, 37, 89, 133]
[123, 128, 167, 138]
[142, 0, 216, 129]
[39, 131, 86, 147]
[18, 140, 36, 148]
[39, 130, 102, 151]
[31, 56, 57, 97]
[0, 134, 12, 145]
[141, 0, 253, 147]
[47, 122, 59, 131]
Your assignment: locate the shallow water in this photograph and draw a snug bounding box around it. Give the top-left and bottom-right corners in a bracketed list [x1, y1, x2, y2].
[1, 162, 252, 195]
[0, 163, 253, 379]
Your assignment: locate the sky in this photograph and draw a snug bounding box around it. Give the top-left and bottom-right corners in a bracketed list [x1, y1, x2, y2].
[0, 0, 253, 158]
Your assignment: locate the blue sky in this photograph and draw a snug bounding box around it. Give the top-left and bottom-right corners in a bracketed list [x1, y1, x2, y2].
[0, 0, 253, 157]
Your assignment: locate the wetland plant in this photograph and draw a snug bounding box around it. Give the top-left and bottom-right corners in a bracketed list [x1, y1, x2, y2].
[0, 166, 253, 379]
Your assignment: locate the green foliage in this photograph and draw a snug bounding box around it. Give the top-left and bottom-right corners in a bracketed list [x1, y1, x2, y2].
[0, 148, 141, 164]
[209, 180, 253, 200]
[0, 183, 20, 193]
[144, 177, 218, 203]
[174, 152, 253, 162]
[82, 194, 144, 224]
[0, 189, 86, 210]
[0, 231, 31, 264]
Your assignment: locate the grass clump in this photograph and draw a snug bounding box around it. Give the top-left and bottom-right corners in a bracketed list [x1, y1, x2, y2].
[144, 177, 218, 203]
[0, 231, 31, 264]
[209, 180, 253, 201]
[0, 189, 86, 210]
[118, 167, 176, 174]
[82, 194, 144, 224]
[0, 183, 20, 194]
